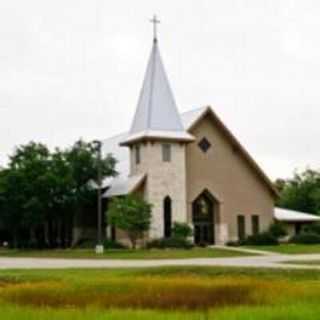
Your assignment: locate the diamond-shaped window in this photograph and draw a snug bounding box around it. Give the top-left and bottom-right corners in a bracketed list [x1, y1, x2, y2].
[198, 137, 211, 153]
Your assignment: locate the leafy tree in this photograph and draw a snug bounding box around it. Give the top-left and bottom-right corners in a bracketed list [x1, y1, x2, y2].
[277, 169, 320, 215]
[65, 140, 117, 207]
[7, 143, 50, 247]
[0, 168, 28, 247]
[274, 178, 286, 193]
[107, 195, 152, 249]
[0, 140, 117, 248]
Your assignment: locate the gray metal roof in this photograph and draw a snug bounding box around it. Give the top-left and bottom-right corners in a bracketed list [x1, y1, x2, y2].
[121, 40, 192, 145]
[102, 106, 206, 192]
[274, 207, 320, 222]
[103, 174, 146, 198]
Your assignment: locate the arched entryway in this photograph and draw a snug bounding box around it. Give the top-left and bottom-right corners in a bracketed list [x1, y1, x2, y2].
[192, 190, 215, 245]
[163, 196, 172, 238]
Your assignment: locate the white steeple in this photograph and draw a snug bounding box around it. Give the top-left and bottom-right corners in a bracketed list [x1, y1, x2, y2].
[121, 17, 194, 146]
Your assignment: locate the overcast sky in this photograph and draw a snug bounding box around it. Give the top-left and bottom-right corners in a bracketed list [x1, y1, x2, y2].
[0, 0, 319, 180]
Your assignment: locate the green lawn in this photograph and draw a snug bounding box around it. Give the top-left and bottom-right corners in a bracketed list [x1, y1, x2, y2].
[245, 244, 320, 254]
[284, 260, 320, 266]
[1, 267, 320, 319]
[0, 247, 252, 259]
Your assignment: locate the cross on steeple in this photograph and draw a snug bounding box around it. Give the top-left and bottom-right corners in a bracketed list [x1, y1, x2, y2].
[150, 14, 160, 42]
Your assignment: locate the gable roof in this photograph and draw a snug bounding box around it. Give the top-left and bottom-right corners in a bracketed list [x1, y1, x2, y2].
[120, 40, 193, 145]
[187, 106, 279, 197]
[102, 106, 278, 197]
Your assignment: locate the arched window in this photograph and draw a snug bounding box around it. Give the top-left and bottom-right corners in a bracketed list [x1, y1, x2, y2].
[192, 190, 215, 245]
[163, 196, 172, 238]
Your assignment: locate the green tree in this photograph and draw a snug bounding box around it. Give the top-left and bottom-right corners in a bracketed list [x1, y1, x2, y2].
[65, 140, 117, 206]
[107, 195, 152, 249]
[0, 143, 50, 246]
[0, 140, 117, 248]
[0, 168, 28, 247]
[277, 169, 320, 215]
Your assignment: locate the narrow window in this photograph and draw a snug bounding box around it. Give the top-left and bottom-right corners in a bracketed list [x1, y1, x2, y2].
[162, 144, 171, 162]
[163, 196, 172, 238]
[251, 215, 259, 235]
[135, 145, 140, 164]
[237, 215, 245, 241]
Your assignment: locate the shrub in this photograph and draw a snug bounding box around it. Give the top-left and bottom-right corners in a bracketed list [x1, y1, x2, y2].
[302, 223, 320, 235]
[290, 232, 320, 244]
[147, 237, 193, 249]
[241, 232, 278, 246]
[103, 239, 127, 249]
[76, 239, 96, 249]
[269, 222, 287, 239]
[172, 222, 193, 239]
[226, 240, 240, 247]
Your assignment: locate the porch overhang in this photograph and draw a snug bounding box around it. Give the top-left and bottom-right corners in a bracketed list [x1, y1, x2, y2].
[274, 207, 320, 223]
[103, 174, 146, 198]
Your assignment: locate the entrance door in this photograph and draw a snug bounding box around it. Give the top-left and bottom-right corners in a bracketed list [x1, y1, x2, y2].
[194, 223, 213, 244]
[192, 192, 215, 245]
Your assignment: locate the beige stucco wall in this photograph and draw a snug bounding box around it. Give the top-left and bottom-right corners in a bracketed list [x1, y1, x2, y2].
[186, 115, 275, 244]
[130, 141, 188, 239]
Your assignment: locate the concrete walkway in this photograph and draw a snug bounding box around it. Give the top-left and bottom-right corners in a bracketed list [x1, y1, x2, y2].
[1, 253, 320, 270]
[213, 245, 280, 256]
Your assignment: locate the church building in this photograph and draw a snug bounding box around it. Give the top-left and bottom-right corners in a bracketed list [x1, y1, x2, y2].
[102, 23, 278, 246]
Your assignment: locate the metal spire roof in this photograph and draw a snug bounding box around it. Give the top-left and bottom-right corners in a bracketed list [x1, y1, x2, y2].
[121, 28, 194, 145]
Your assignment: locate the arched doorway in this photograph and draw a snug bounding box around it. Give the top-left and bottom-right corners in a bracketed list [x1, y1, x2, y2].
[163, 196, 172, 238]
[192, 191, 215, 245]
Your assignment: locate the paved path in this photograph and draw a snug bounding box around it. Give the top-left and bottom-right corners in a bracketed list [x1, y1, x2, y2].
[1, 253, 320, 270]
[213, 245, 280, 256]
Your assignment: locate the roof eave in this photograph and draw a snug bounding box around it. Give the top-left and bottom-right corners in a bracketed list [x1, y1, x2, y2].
[120, 133, 195, 146]
[103, 174, 147, 198]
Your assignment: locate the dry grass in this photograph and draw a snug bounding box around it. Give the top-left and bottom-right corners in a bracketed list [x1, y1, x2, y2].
[0, 274, 307, 310]
[0, 267, 320, 320]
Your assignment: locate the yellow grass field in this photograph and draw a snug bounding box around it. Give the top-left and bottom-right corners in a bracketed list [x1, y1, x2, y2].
[0, 267, 320, 319]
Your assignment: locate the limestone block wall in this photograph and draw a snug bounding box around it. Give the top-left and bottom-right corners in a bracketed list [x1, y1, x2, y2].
[130, 141, 188, 239]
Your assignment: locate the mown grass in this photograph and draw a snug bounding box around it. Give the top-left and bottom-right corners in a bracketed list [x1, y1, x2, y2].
[245, 244, 320, 254]
[0, 247, 252, 259]
[1, 303, 320, 320]
[1, 267, 320, 319]
[283, 260, 320, 265]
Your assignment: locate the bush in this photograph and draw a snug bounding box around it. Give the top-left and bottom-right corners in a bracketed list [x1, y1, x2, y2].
[147, 237, 193, 249]
[241, 232, 278, 246]
[269, 222, 287, 239]
[103, 239, 127, 249]
[226, 240, 240, 247]
[172, 222, 193, 239]
[76, 239, 96, 249]
[302, 223, 320, 235]
[290, 232, 320, 244]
